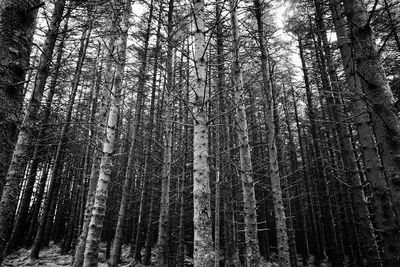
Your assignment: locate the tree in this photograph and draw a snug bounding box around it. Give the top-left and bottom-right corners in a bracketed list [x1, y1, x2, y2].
[82, 0, 131, 266]
[0, 0, 63, 261]
[0, 0, 42, 191]
[191, 0, 214, 265]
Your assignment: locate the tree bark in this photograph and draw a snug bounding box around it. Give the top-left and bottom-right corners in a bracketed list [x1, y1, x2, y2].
[253, 1, 290, 265]
[1, 0, 66, 256]
[329, 0, 400, 264]
[313, 0, 381, 263]
[82, 0, 130, 266]
[155, 0, 174, 266]
[30, 20, 91, 260]
[229, 1, 263, 265]
[0, 0, 40, 192]
[192, 0, 214, 266]
[73, 16, 116, 267]
[343, 0, 400, 229]
[109, 1, 154, 266]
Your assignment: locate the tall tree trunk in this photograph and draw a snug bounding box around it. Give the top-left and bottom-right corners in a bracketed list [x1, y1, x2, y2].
[82, 0, 130, 266]
[343, 0, 400, 230]
[192, 0, 214, 266]
[313, 0, 381, 263]
[273, 82, 298, 267]
[109, 1, 154, 266]
[253, 1, 290, 265]
[298, 35, 342, 265]
[282, 86, 310, 265]
[329, 0, 400, 264]
[0, 0, 40, 192]
[30, 21, 91, 259]
[72, 16, 116, 267]
[229, 1, 263, 265]
[2, 0, 66, 255]
[155, 0, 174, 266]
[214, 3, 224, 266]
[142, 7, 163, 264]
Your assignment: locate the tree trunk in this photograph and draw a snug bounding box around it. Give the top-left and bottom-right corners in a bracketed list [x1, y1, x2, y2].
[6, 9, 67, 254]
[142, 7, 163, 264]
[0, 0, 64, 259]
[0, 0, 67, 255]
[73, 16, 116, 267]
[329, 0, 400, 264]
[0, 0, 40, 192]
[313, 0, 381, 263]
[155, 0, 174, 266]
[343, 0, 400, 231]
[30, 21, 91, 260]
[25, 160, 50, 247]
[82, 0, 130, 266]
[253, 1, 290, 265]
[192, 0, 214, 266]
[229, 1, 263, 265]
[282, 86, 310, 265]
[109, 1, 154, 265]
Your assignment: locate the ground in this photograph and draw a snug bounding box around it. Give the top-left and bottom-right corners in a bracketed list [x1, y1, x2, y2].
[2, 243, 131, 267]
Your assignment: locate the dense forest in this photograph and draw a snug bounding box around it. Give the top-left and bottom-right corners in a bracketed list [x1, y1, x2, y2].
[0, 0, 399, 266]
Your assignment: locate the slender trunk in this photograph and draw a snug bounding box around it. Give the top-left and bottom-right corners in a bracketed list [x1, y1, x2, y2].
[142, 9, 163, 264]
[273, 83, 298, 267]
[25, 160, 50, 247]
[282, 86, 310, 265]
[155, 1, 174, 265]
[7, 13, 68, 254]
[30, 21, 91, 259]
[192, 0, 214, 265]
[253, 1, 290, 265]
[82, 1, 130, 266]
[229, 1, 262, 265]
[72, 18, 116, 267]
[298, 35, 340, 265]
[0, 0, 65, 259]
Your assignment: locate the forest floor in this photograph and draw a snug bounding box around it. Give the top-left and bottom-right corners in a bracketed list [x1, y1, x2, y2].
[2, 243, 132, 267]
[2, 244, 330, 267]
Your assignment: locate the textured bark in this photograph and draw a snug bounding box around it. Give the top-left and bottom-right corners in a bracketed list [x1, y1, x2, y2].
[82, 1, 130, 266]
[110, 2, 153, 266]
[343, 0, 400, 229]
[142, 7, 163, 264]
[1, 0, 66, 256]
[0, 0, 40, 192]
[330, 0, 400, 264]
[214, 4, 224, 266]
[77, 46, 103, 238]
[192, 0, 214, 266]
[273, 84, 297, 267]
[229, 1, 262, 265]
[253, 1, 290, 265]
[30, 22, 91, 260]
[73, 18, 116, 267]
[155, 0, 174, 265]
[313, 0, 381, 263]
